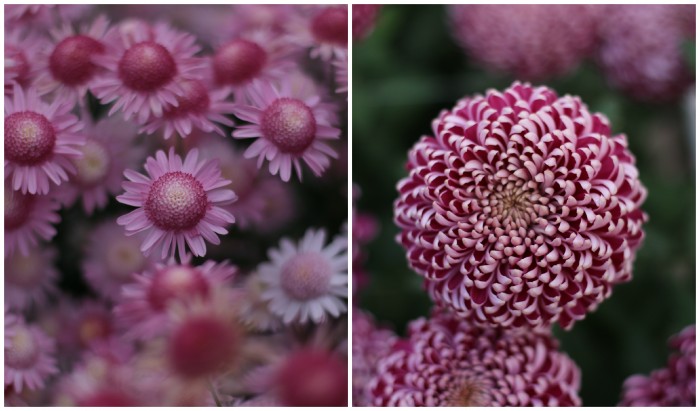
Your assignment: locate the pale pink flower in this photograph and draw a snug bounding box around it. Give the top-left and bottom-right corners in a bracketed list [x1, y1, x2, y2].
[5, 187, 61, 257]
[4, 245, 58, 311]
[5, 319, 59, 393]
[5, 28, 47, 94]
[288, 6, 348, 61]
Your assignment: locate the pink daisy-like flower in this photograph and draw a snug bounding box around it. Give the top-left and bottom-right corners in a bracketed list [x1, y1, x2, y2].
[5, 28, 47, 95]
[5, 187, 61, 257]
[5, 319, 59, 393]
[369, 310, 581, 406]
[236, 272, 282, 332]
[288, 6, 348, 61]
[232, 80, 341, 181]
[620, 325, 695, 406]
[5, 245, 58, 312]
[91, 21, 206, 124]
[353, 5, 382, 41]
[259, 228, 348, 324]
[352, 308, 397, 406]
[275, 347, 348, 406]
[114, 257, 237, 340]
[83, 220, 156, 302]
[116, 148, 237, 261]
[394, 82, 647, 330]
[449, 5, 598, 80]
[5, 86, 85, 195]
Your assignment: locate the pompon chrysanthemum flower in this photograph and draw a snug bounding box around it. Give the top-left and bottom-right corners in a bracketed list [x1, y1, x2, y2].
[275, 347, 348, 406]
[5, 28, 47, 95]
[114, 256, 237, 340]
[259, 228, 348, 324]
[596, 5, 695, 103]
[232, 80, 341, 181]
[34, 16, 114, 105]
[116, 148, 237, 261]
[5, 245, 58, 312]
[449, 5, 598, 80]
[394, 82, 647, 330]
[352, 5, 382, 41]
[83, 220, 155, 302]
[5, 187, 61, 257]
[620, 325, 696, 406]
[369, 310, 581, 406]
[352, 308, 397, 406]
[288, 6, 348, 61]
[5, 86, 85, 195]
[91, 21, 206, 124]
[5, 319, 59, 393]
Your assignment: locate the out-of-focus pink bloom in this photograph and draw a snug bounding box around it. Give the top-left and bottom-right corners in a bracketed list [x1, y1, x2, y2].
[352, 308, 397, 406]
[353, 5, 382, 41]
[236, 272, 282, 332]
[5, 319, 59, 393]
[228, 5, 295, 37]
[253, 177, 298, 234]
[352, 186, 378, 295]
[4, 246, 58, 312]
[5, 28, 47, 94]
[287, 5, 348, 61]
[275, 347, 348, 406]
[5, 187, 61, 257]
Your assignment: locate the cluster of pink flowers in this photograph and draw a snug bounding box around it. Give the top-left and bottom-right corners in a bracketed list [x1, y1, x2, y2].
[5, 4, 347, 406]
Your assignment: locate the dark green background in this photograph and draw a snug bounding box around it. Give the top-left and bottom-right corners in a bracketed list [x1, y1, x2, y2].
[353, 5, 696, 406]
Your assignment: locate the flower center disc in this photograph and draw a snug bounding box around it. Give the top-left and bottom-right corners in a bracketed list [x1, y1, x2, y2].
[280, 252, 332, 300]
[5, 111, 57, 165]
[445, 381, 490, 406]
[118, 41, 177, 92]
[486, 181, 540, 229]
[6, 250, 43, 288]
[106, 239, 146, 280]
[168, 316, 238, 378]
[147, 265, 209, 310]
[261, 98, 317, 154]
[164, 80, 210, 118]
[311, 7, 349, 47]
[49, 35, 105, 85]
[5, 188, 35, 230]
[212, 39, 267, 86]
[74, 140, 111, 187]
[5, 327, 40, 369]
[144, 171, 208, 231]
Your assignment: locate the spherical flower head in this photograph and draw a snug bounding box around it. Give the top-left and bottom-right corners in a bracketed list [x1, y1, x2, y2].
[213, 39, 267, 87]
[620, 325, 695, 406]
[596, 5, 694, 102]
[5, 86, 85, 195]
[232, 80, 341, 181]
[394, 82, 648, 330]
[352, 308, 397, 406]
[5, 187, 61, 257]
[5, 245, 58, 311]
[275, 348, 348, 406]
[5, 320, 59, 393]
[117, 148, 237, 261]
[449, 5, 598, 80]
[353, 5, 382, 41]
[259, 228, 348, 324]
[370, 311, 581, 406]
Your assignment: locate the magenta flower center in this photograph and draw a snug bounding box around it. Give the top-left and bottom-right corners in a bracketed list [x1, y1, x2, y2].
[484, 179, 544, 230]
[164, 80, 210, 118]
[5, 188, 35, 230]
[145, 171, 208, 231]
[49, 34, 105, 85]
[5, 327, 40, 369]
[106, 239, 146, 280]
[280, 252, 332, 300]
[311, 7, 348, 47]
[6, 251, 43, 288]
[74, 140, 111, 187]
[168, 316, 238, 378]
[261, 98, 317, 154]
[78, 391, 138, 407]
[118, 41, 177, 92]
[5, 111, 57, 166]
[147, 265, 209, 310]
[212, 39, 267, 86]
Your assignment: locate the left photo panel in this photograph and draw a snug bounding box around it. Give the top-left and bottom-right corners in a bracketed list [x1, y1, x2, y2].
[4, 4, 348, 406]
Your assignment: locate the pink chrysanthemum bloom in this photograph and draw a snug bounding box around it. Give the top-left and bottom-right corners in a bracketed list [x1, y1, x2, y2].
[114, 257, 237, 340]
[288, 6, 348, 61]
[620, 325, 696, 406]
[259, 228, 348, 324]
[5, 187, 61, 257]
[5, 245, 58, 311]
[449, 5, 598, 80]
[5, 86, 85, 195]
[275, 347, 348, 406]
[116, 148, 236, 260]
[83, 220, 156, 302]
[596, 5, 695, 102]
[232, 80, 341, 181]
[352, 308, 397, 406]
[5, 29, 47, 95]
[369, 311, 581, 406]
[91, 21, 206, 124]
[5, 319, 59, 393]
[34, 16, 114, 106]
[394, 82, 647, 330]
[353, 5, 382, 41]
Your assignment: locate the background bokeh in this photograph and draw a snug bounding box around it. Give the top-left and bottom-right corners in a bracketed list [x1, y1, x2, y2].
[353, 5, 695, 406]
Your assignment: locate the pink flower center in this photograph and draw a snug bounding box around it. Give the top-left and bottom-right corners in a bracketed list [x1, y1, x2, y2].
[5, 188, 34, 230]
[5, 326, 40, 369]
[77, 312, 112, 347]
[5, 111, 57, 166]
[118, 41, 177, 92]
[164, 80, 210, 118]
[106, 238, 146, 281]
[5, 45, 30, 85]
[261, 98, 317, 154]
[145, 171, 208, 231]
[74, 140, 111, 187]
[5, 250, 44, 288]
[49, 34, 104, 85]
[147, 265, 209, 310]
[280, 252, 332, 300]
[168, 316, 238, 378]
[212, 39, 267, 86]
[276, 349, 347, 407]
[484, 180, 544, 230]
[444, 379, 490, 406]
[311, 7, 348, 47]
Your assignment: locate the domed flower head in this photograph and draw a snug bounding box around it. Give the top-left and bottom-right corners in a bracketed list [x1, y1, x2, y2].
[394, 82, 647, 330]
[449, 5, 598, 80]
[5, 187, 61, 257]
[289, 6, 348, 61]
[352, 308, 397, 406]
[91, 21, 206, 124]
[5, 86, 85, 194]
[5, 245, 58, 311]
[5, 319, 59, 393]
[369, 311, 581, 406]
[353, 5, 382, 41]
[232, 80, 341, 181]
[259, 228, 348, 324]
[620, 325, 695, 406]
[596, 5, 695, 102]
[116, 148, 237, 261]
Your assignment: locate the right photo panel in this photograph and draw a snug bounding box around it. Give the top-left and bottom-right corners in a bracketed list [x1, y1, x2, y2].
[352, 4, 696, 407]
